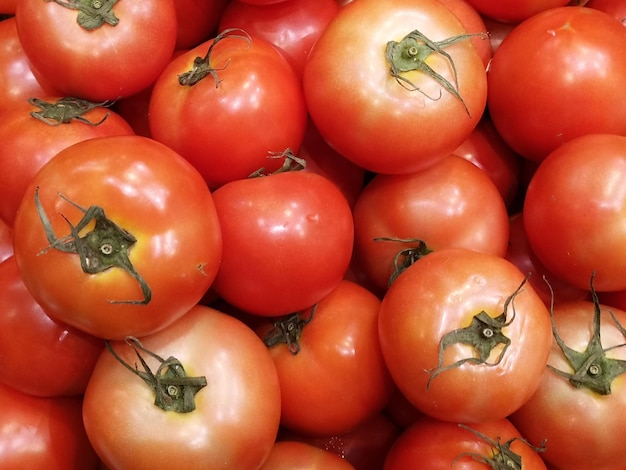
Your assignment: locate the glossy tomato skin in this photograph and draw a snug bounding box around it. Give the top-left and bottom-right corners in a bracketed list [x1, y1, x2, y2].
[303, 0, 487, 175]
[510, 301, 626, 470]
[487, 7, 626, 162]
[0, 98, 135, 226]
[383, 415, 547, 469]
[523, 134, 626, 292]
[0, 256, 103, 397]
[13, 135, 222, 340]
[378, 248, 553, 423]
[256, 280, 394, 436]
[15, 0, 177, 101]
[83, 305, 281, 470]
[0, 218, 12, 263]
[211, 171, 354, 316]
[0, 381, 99, 469]
[149, 32, 307, 189]
[352, 155, 510, 294]
[260, 441, 356, 470]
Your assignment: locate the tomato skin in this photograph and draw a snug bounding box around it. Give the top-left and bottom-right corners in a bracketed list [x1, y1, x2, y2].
[510, 301, 626, 470]
[15, 0, 177, 101]
[487, 7, 626, 162]
[211, 171, 354, 317]
[465, 0, 570, 23]
[303, 0, 487, 175]
[260, 441, 356, 470]
[83, 305, 281, 470]
[352, 155, 510, 294]
[523, 134, 626, 292]
[174, 0, 229, 50]
[0, 218, 12, 263]
[256, 280, 394, 436]
[149, 32, 307, 189]
[378, 248, 553, 423]
[0, 98, 135, 226]
[13, 135, 222, 340]
[383, 415, 547, 469]
[586, 0, 626, 25]
[0, 381, 99, 469]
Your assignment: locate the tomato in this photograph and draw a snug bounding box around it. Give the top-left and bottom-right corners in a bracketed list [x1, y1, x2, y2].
[218, 0, 340, 78]
[211, 169, 354, 317]
[303, 0, 487, 175]
[174, 0, 229, 50]
[12, 135, 222, 340]
[487, 7, 626, 162]
[0, 0, 16, 14]
[510, 290, 626, 469]
[383, 415, 547, 469]
[0, 381, 99, 469]
[0, 256, 103, 397]
[352, 155, 510, 295]
[83, 305, 281, 470]
[15, 0, 177, 101]
[260, 441, 356, 470]
[523, 134, 626, 292]
[0, 97, 134, 226]
[255, 280, 394, 436]
[0, 218, 12, 263]
[586, 0, 626, 25]
[0, 17, 60, 115]
[149, 29, 307, 189]
[378, 248, 553, 423]
[465, 0, 570, 23]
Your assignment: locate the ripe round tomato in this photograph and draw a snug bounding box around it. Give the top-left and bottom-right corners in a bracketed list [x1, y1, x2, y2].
[12, 135, 222, 340]
[15, 0, 177, 101]
[255, 280, 394, 436]
[378, 248, 553, 423]
[149, 29, 307, 189]
[510, 295, 626, 470]
[487, 6, 626, 162]
[0, 381, 99, 469]
[83, 305, 281, 470]
[0, 256, 103, 397]
[352, 155, 510, 294]
[303, 0, 487, 175]
[523, 134, 626, 292]
[211, 170, 354, 317]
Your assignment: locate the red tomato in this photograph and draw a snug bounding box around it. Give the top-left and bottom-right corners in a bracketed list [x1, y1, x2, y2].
[149, 29, 307, 189]
[83, 305, 281, 470]
[255, 280, 394, 436]
[0, 97, 134, 226]
[0, 17, 60, 115]
[352, 155, 510, 295]
[487, 7, 626, 162]
[465, 0, 570, 23]
[0, 218, 12, 263]
[211, 170, 354, 317]
[510, 294, 626, 469]
[260, 441, 356, 470]
[218, 0, 340, 78]
[174, 0, 229, 50]
[523, 134, 626, 292]
[378, 248, 553, 423]
[0, 381, 99, 469]
[15, 0, 177, 101]
[303, 0, 487, 175]
[384, 415, 547, 469]
[586, 0, 626, 25]
[0, 256, 103, 397]
[0, 0, 16, 14]
[12, 135, 222, 340]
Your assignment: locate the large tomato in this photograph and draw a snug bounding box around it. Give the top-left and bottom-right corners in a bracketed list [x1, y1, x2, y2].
[303, 0, 487, 175]
[523, 134, 626, 292]
[487, 6, 626, 162]
[149, 29, 307, 189]
[15, 0, 177, 101]
[378, 248, 553, 423]
[211, 169, 354, 316]
[83, 305, 281, 470]
[12, 135, 222, 340]
[510, 291, 626, 469]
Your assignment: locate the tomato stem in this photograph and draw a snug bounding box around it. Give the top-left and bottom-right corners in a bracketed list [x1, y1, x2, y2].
[263, 306, 316, 354]
[47, 0, 120, 31]
[178, 28, 251, 87]
[248, 149, 306, 178]
[105, 337, 207, 413]
[28, 97, 113, 126]
[373, 237, 433, 286]
[385, 29, 485, 116]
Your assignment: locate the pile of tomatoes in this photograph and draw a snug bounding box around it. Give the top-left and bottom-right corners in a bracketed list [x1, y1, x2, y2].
[1, 0, 626, 468]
